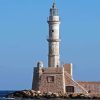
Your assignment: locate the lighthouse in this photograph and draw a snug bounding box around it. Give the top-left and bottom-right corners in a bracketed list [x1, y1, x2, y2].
[32, 1, 89, 95]
[47, 2, 61, 67]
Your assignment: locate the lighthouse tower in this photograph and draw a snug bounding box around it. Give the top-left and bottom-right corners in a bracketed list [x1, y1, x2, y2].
[47, 2, 61, 67]
[33, 1, 76, 94]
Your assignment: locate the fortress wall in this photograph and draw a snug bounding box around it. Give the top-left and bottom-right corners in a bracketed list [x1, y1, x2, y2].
[78, 81, 100, 94]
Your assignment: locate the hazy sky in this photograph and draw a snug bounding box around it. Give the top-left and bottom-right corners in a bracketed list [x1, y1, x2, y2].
[0, 0, 100, 90]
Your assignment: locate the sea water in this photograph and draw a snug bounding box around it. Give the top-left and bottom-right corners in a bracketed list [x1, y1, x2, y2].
[0, 91, 15, 97]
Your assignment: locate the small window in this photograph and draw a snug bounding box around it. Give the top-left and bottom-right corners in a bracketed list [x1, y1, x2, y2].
[47, 76, 54, 83]
[51, 30, 54, 32]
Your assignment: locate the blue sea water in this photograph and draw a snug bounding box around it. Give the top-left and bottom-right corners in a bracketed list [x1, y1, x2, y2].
[0, 91, 15, 97]
[0, 91, 15, 100]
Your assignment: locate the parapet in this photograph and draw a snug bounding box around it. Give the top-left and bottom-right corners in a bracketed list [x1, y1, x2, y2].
[42, 67, 63, 74]
[63, 63, 73, 76]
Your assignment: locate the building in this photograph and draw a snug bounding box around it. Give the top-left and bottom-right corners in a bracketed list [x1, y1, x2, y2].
[32, 2, 100, 95]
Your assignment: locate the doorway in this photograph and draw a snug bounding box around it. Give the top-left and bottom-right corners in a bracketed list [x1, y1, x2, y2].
[66, 86, 74, 93]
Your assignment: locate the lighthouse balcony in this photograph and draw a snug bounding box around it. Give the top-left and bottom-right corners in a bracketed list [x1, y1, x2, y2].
[47, 38, 61, 42]
[47, 17, 60, 24]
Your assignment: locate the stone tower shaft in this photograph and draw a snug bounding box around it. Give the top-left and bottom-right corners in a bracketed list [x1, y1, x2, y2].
[47, 2, 61, 67]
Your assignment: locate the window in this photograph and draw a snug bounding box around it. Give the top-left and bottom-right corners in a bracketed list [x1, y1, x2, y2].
[47, 76, 54, 83]
[51, 30, 54, 32]
[66, 86, 74, 93]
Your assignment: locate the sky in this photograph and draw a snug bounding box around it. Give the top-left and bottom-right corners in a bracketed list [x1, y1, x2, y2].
[0, 0, 100, 90]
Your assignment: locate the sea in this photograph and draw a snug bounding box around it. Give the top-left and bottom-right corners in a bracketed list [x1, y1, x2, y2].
[0, 91, 99, 100]
[0, 90, 15, 100]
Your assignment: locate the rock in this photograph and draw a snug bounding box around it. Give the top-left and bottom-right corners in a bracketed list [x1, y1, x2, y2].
[37, 91, 41, 94]
[7, 90, 100, 99]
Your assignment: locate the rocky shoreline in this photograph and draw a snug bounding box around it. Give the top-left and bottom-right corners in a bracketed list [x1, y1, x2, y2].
[6, 90, 100, 99]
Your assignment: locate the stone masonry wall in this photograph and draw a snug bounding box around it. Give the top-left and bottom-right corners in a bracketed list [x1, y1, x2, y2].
[32, 66, 43, 91]
[64, 71, 88, 94]
[39, 67, 65, 94]
[32, 65, 100, 94]
[32, 67, 39, 91]
[78, 81, 100, 94]
[64, 64, 72, 76]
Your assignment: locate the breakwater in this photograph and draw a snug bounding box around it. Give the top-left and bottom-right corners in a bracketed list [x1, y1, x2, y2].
[0, 98, 100, 100]
[0, 90, 100, 100]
